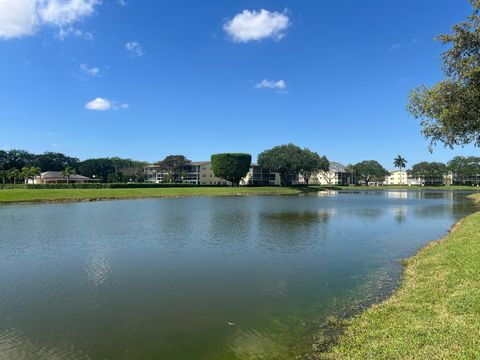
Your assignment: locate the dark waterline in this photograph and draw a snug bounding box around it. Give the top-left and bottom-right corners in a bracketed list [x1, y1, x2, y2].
[0, 191, 477, 359]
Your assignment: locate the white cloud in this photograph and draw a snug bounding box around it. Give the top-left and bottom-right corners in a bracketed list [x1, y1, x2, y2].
[390, 43, 401, 51]
[255, 79, 287, 90]
[125, 41, 145, 57]
[38, 0, 99, 26]
[117, 0, 127, 6]
[80, 63, 100, 77]
[224, 9, 290, 43]
[0, 0, 38, 39]
[0, 0, 99, 40]
[85, 97, 128, 111]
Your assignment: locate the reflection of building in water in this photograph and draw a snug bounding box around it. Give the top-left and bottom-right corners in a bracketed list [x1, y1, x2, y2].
[391, 206, 408, 224]
[386, 191, 408, 199]
[316, 190, 338, 197]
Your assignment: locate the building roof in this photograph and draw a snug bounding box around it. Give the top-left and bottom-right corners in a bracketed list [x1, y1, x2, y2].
[145, 161, 210, 168]
[40, 171, 93, 180]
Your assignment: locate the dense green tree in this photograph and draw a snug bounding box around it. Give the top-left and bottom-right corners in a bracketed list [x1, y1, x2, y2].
[35, 152, 79, 172]
[407, 1, 480, 149]
[78, 158, 115, 181]
[447, 156, 480, 183]
[353, 160, 389, 186]
[155, 155, 191, 183]
[410, 162, 448, 185]
[258, 144, 303, 186]
[211, 153, 251, 186]
[0, 150, 7, 170]
[298, 150, 329, 186]
[4, 149, 35, 170]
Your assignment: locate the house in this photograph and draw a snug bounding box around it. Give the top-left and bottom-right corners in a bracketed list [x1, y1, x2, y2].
[31, 171, 97, 184]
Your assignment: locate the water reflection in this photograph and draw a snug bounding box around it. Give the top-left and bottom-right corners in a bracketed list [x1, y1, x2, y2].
[392, 206, 408, 225]
[0, 191, 477, 360]
[257, 210, 332, 252]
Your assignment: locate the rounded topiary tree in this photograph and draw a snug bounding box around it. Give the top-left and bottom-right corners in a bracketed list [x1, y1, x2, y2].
[211, 153, 252, 186]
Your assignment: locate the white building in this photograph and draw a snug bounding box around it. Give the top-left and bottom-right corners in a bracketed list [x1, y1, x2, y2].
[384, 170, 423, 186]
[310, 162, 354, 186]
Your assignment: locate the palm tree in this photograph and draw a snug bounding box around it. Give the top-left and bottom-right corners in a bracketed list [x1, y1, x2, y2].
[21, 166, 41, 184]
[8, 168, 21, 185]
[61, 166, 76, 186]
[393, 156, 408, 185]
[393, 155, 407, 172]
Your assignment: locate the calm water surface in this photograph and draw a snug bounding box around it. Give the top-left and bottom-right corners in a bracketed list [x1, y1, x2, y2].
[0, 191, 477, 359]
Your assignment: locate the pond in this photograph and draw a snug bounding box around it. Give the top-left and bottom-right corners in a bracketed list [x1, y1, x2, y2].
[0, 191, 476, 359]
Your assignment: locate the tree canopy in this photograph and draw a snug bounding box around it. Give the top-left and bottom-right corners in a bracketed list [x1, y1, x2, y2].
[409, 161, 448, 185]
[211, 153, 251, 186]
[257, 144, 328, 186]
[353, 160, 389, 185]
[155, 155, 191, 183]
[298, 150, 329, 185]
[448, 156, 480, 176]
[407, 1, 480, 149]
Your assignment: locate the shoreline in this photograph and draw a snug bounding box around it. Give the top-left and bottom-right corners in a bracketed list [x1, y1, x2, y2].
[1, 186, 480, 206]
[0, 187, 321, 205]
[312, 193, 480, 359]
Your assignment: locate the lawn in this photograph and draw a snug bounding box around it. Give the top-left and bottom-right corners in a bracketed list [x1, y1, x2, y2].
[317, 195, 480, 359]
[0, 186, 319, 204]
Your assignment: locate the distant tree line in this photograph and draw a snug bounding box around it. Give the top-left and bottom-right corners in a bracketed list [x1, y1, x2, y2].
[0, 149, 147, 184]
[2, 148, 480, 187]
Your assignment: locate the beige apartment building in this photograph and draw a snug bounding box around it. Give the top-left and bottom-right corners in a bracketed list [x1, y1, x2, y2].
[144, 162, 230, 185]
[384, 170, 423, 186]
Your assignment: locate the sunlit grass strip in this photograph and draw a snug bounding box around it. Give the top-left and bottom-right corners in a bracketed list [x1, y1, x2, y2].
[0, 187, 319, 204]
[319, 198, 480, 359]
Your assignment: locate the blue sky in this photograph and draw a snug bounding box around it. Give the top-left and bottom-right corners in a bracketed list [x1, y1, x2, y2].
[0, 0, 477, 169]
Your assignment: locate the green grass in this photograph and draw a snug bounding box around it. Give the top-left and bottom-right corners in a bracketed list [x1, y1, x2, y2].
[317, 195, 480, 359]
[0, 186, 320, 204]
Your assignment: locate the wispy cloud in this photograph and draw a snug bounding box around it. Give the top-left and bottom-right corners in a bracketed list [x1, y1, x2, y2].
[255, 79, 287, 90]
[58, 27, 94, 40]
[85, 98, 129, 111]
[390, 43, 401, 51]
[224, 9, 290, 43]
[80, 63, 100, 77]
[412, 38, 422, 44]
[126, 41, 145, 57]
[0, 0, 100, 40]
[117, 0, 127, 6]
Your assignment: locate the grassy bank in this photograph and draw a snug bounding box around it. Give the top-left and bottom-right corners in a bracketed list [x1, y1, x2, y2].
[317, 196, 480, 359]
[0, 186, 320, 204]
